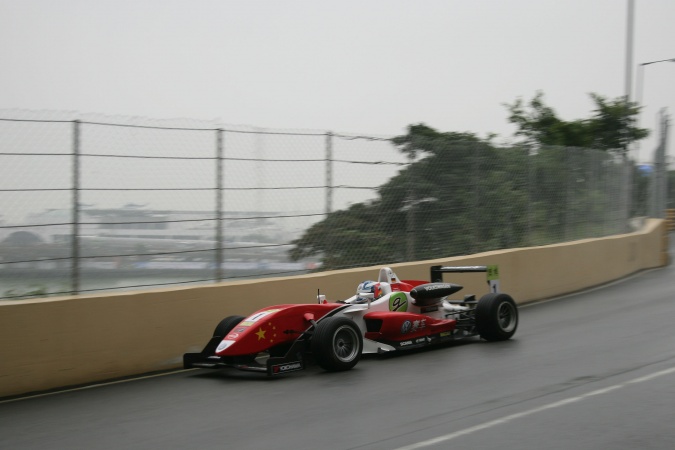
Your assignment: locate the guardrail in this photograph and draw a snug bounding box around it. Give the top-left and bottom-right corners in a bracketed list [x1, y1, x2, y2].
[667, 209, 675, 232]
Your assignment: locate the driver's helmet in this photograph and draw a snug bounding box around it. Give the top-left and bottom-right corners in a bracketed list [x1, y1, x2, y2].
[354, 280, 391, 303]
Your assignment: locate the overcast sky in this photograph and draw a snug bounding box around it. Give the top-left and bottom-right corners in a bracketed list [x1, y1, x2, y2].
[1, 0, 674, 163]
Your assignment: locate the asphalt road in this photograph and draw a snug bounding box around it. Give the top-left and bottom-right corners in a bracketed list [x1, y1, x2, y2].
[1, 239, 674, 450]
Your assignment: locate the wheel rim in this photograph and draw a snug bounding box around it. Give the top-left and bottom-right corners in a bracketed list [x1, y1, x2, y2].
[332, 325, 360, 362]
[497, 301, 517, 332]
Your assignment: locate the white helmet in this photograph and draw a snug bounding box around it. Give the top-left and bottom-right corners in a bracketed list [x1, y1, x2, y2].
[355, 280, 377, 303]
[354, 280, 392, 303]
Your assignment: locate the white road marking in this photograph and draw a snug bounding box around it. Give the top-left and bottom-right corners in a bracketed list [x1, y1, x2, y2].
[393, 366, 675, 450]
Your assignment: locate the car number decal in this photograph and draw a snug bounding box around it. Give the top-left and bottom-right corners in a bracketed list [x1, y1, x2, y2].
[389, 292, 408, 312]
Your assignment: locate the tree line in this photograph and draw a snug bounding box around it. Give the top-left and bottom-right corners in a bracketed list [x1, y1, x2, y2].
[290, 92, 668, 271]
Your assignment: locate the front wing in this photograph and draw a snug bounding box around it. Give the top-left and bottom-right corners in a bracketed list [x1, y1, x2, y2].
[183, 336, 308, 376]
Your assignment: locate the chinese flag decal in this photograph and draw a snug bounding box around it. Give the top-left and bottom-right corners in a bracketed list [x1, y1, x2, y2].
[256, 323, 278, 342]
[255, 327, 266, 341]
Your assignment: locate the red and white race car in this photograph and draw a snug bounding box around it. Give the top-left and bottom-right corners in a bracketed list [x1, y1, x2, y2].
[183, 265, 518, 375]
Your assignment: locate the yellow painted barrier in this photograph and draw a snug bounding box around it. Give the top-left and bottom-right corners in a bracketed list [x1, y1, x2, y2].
[0, 219, 667, 399]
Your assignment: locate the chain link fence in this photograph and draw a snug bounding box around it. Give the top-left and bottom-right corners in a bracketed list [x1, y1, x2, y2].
[0, 111, 666, 300]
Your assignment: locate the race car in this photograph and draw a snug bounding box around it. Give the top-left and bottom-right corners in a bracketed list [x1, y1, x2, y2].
[183, 265, 518, 376]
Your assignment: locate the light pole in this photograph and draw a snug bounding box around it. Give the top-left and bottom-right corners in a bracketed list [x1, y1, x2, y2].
[625, 0, 634, 101]
[634, 58, 675, 162]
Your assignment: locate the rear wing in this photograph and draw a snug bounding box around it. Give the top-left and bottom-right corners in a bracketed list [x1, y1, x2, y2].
[430, 265, 500, 293]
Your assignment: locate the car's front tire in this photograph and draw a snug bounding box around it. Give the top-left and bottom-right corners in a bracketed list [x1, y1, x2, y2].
[475, 293, 518, 341]
[311, 317, 363, 371]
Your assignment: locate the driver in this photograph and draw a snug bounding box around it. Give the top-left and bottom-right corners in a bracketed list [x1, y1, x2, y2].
[351, 280, 392, 303]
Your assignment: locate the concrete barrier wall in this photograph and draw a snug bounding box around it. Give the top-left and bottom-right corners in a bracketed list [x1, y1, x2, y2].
[0, 219, 667, 398]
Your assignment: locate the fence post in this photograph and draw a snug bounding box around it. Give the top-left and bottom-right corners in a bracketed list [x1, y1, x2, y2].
[405, 152, 416, 261]
[622, 156, 631, 231]
[526, 146, 533, 246]
[215, 128, 224, 282]
[325, 132, 333, 215]
[471, 143, 479, 253]
[72, 120, 81, 295]
[654, 109, 669, 218]
[564, 148, 571, 241]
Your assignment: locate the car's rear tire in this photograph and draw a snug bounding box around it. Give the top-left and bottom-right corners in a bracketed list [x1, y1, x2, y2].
[213, 315, 245, 338]
[311, 317, 363, 371]
[475, 293, 518, 341]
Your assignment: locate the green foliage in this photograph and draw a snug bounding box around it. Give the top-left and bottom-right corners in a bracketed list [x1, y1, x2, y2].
[588, 93, 649, 151]
[289, 202, 404, 269]
[505, 91, 649, 154]
[291, 93, 640, 270]
[292, 129, 625, 270]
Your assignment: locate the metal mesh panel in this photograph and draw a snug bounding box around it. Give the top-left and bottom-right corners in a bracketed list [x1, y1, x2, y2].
[0, 117, 74, 298]
[331, 133, 408, 211]
[0, 112, 640, 299]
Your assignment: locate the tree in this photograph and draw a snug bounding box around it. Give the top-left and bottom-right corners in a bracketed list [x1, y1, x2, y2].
[291, 94, 642, 270]
[290, 125, 530, 269]
[288, 202, 404, 270]
[588, 93, 649, 152]
[505, 91, 648, 154]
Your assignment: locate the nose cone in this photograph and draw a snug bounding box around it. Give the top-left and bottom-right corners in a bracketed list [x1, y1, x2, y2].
[215, 308, 284, 356]
[214, 303, 343, 356]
